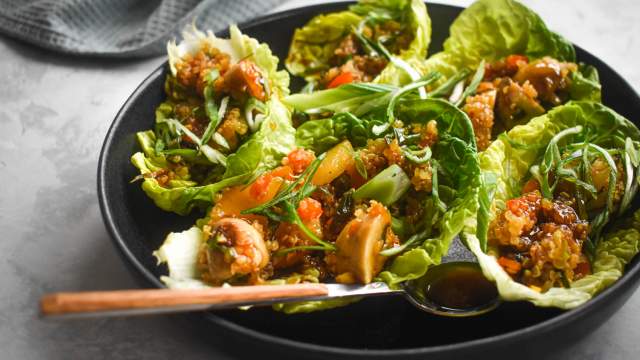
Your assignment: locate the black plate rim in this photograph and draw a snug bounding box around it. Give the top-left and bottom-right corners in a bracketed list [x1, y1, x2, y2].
[98, 2, 640, 356]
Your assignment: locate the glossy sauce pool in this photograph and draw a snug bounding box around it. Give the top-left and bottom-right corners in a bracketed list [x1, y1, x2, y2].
[421, 262, 499, 311]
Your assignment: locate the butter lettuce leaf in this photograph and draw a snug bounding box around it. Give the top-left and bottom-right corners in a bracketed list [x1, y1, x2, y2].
[465, 101, 640, 308]
[223, 98, 296, 178]
[273, 297, 362, 314]
[131, 131, 236, 215]
[153, 226, 209, 289]
[422, 0, 574, 76]
[569, 63, 602, 102]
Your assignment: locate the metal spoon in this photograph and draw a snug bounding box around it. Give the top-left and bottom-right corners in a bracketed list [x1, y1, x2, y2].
[41, 239, 500, 319]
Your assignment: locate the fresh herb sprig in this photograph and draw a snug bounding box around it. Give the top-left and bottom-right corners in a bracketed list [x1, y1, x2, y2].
[372, 72, 442, 136]
[452, 61, 485, 107]
[351, 25, 428, 98]
[380, 159, 447, 256]
[241, 154, 336, 253]
[524, 125, 640, 255]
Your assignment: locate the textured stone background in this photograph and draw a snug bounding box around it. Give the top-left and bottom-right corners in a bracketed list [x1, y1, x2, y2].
[0, 1, 638, 359]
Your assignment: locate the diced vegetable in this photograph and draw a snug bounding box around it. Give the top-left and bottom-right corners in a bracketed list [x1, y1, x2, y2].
[211, 178, 283, 220]
[250, 165, 294, 200]
[312, 141, 356, 185]
[223, 59, 267, 101]
[327, 71, 354, 88]
[287, 148, 316, 174]
[498, 257, 522, 275]
[297, 198, 323, 221]
[352, 164, 411, 205]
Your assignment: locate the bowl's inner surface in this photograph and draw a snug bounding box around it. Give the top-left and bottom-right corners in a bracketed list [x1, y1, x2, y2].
[101, 2, 640, 351]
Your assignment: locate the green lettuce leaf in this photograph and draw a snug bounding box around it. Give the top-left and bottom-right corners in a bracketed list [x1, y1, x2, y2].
[466, 211, 640, 309]
[223, 98, 296, 178]
[153, 226, 209, 289]
[285, 0, 431, 86]
[131, 131, 233, 215]
[378, 99, 482, 285]
[569, 63, 602, 102]
[272, 297, 362, 314]
[422, 0, 574, 75]
[295, 112, 374, 153]
[466, 101, 640, 308]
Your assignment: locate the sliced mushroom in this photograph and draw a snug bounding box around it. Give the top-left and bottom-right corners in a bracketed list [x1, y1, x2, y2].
[334, 202, 391, 284]
[513, 57, 576, 105]
[206, 218, 269, 285]
[495, 77, 545, 129]
[222, 60, 266, 101]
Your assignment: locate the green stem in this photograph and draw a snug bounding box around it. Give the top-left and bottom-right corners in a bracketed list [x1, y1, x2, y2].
[285, 201, 335, 250]
[403, 147, 432, 164]
[426, 69, 470, 99]
[453, 60, 485, 107]
[380, 229, 428, 257]
[372, 72, 441, 136]
[274, 245, 330, 256]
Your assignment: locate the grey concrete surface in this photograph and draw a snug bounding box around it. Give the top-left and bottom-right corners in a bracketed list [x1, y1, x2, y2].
[0, 1, 638, 359]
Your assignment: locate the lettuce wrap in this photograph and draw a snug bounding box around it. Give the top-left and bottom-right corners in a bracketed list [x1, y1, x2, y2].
[465, 101, 640, 308]
[296, 99, 480, 286]
[421, 0, 599, 102]
[285, 0, 431, 87]
[131, 26, 296, 215]
[373, 99, 481, 286]
[406, 0, 602, 151]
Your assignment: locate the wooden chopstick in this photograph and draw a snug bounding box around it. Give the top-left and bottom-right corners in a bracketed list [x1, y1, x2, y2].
[40, 283, 328, 318]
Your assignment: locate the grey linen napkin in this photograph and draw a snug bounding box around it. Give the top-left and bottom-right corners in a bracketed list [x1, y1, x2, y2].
[0, 0, 288, 57]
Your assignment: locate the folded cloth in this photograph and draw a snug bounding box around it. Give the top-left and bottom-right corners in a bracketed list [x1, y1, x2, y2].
[0, 0, 288, 57]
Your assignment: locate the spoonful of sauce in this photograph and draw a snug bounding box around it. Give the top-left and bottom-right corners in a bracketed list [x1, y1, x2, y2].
[41, 239, 500, 318]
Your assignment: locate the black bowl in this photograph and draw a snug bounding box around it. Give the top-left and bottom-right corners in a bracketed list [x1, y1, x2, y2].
[98, 2, 640, 359]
